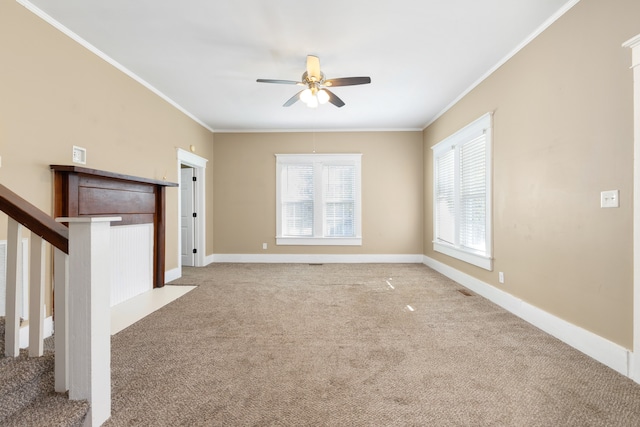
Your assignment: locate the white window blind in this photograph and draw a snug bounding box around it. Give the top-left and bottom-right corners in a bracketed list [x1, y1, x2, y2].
[276, 154, 362, 246]
[459, 135, 486, 252]
[432, 113, 492, 270]
[281, 164, 314, 237]
[435, 149, 455, 245]
[323, 165, 356, 237]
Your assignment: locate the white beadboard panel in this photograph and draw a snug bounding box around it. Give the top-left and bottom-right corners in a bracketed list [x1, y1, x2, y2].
[0, 238, 29, 318]
[110, 224, 153, 307]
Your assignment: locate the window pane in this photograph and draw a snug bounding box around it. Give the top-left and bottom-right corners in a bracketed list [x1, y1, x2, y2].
[325, 202, 354, 236]
[460, 136, 486, 252]
[283, 201, 314, 236]
[323, 165, 355, 237]
[281, 164, 313, 237]
[435, 150, 455, 245]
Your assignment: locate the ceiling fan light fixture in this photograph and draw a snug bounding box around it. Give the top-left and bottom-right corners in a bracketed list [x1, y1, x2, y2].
[306, 96, 319, 108]
[299, 88, 313, 104]
[257, 55, 371, 108]
[317, 89, 330, 105]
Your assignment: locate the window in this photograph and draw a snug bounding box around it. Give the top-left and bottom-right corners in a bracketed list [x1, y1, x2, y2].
[432, 113, 492, 270]
[276, 154, 362, 245]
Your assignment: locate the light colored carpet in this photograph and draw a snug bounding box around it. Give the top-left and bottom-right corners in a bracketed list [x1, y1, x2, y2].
[104, 263, 640, 426]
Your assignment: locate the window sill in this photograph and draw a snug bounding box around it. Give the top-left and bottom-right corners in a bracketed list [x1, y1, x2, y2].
[277, 237, 362, 246]
[433, 241, 493, 271]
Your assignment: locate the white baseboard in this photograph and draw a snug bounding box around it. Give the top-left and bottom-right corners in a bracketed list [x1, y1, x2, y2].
[209, 254, 424, 264]
[205, 254, 215, 266]
[422, 255, 631, 377]
[165, 267, 181, 284]
[19, 316, 54, 349]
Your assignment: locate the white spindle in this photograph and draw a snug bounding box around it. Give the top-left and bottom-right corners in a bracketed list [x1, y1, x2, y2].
[28, 233, 45, 357]
[58, 216, 120, 427]
[5, 218, 22, 357]
[54, 247, 69, 392]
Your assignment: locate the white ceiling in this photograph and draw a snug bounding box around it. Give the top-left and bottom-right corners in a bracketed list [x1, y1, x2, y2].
[22, 0, 575, 132]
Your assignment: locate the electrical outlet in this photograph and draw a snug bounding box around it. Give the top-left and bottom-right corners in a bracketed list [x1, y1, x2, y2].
[499, 272, 505, 284]
[262, 243, 267, 250]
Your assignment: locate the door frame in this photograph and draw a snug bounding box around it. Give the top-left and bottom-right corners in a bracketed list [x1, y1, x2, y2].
[177, 148, 208, 272]
[624, 33, 640, 383]
[180, 166, 196, 267]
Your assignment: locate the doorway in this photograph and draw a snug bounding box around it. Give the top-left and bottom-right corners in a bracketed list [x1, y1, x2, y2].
[180, 166, 196, 267]
[177, 148, 208, 273]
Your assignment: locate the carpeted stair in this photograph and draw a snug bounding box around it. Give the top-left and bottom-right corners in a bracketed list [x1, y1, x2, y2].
[0, 317, 90, 427]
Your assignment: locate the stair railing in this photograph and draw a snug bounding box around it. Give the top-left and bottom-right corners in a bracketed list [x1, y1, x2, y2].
[1, 183, 118, 426]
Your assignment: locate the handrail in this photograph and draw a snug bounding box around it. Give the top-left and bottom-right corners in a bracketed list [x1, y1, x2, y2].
[0, 183, 68, 253]
[0, 184, 69, 254]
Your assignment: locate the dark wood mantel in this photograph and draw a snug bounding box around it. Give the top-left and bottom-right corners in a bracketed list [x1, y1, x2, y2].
[51, 165, 178, 288]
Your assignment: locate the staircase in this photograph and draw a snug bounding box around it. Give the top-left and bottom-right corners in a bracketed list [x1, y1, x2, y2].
[0, 318, 89, 426]
[2, 182, 117, 425]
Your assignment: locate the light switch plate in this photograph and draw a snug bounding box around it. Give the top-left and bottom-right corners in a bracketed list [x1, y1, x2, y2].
[600, 190, 619, 208]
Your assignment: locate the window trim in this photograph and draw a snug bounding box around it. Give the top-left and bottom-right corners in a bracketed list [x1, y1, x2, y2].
[275, 153, 362, 246]
[431, 113, 493, 270]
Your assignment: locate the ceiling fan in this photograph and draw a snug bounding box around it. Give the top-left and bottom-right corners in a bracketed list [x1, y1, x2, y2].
[257, 55, 371, 108]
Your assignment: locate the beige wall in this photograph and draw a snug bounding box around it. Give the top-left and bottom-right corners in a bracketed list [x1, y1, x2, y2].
[212, 131, 423, 255]
[424, 0, 639, 348]
[0, 1, 214, 310]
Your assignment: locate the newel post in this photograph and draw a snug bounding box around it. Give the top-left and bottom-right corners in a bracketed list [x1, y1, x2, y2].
[56, 216, 121, 427]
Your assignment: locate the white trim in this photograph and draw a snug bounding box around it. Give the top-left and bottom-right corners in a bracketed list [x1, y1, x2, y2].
[431, 113, 492, 153]
[422, 0, 581, 129]
[164, 267, 181, 284]
[20, 316, 53, 349]
[433, 242, 492, 270]
[624, 33, 640, 383]
[177, 148, 208, 273]
[177, 148, 209, 168]
[432, 113, 493, 270]
[212, 128, 423, 134]
[276, 153, 362, 244]
[210, 254, 423, 264]
[17, 0, 214, 133]
[422, 255, 630, 376]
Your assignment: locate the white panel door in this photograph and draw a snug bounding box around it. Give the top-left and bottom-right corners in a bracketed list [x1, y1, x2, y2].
[181, 167, 196, 267]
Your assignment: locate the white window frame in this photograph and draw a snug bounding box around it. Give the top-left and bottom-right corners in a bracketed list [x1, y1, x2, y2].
[276, 153, 362, 246]
[431, 113, 493, 270]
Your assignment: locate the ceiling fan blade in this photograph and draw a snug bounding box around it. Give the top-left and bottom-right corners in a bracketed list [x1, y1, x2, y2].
[306, 55, 321, 82]
[257, 79, 303, 85]
[324, 89, 345, 108]
[283, 90, 304, 107]
[324, 77, 371, 87]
